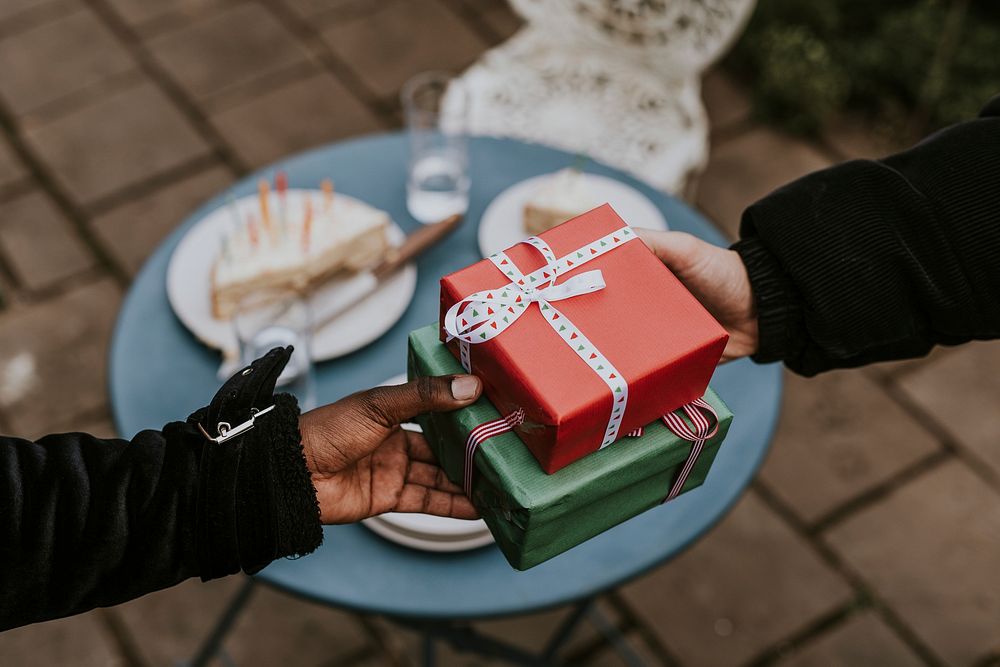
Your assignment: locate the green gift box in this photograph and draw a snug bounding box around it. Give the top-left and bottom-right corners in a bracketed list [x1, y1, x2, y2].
[407, 324, 734, 570]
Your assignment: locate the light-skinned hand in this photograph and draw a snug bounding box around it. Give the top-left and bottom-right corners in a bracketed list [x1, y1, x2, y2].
[637, 228, 759, 362]
[299, 374, 483, 524]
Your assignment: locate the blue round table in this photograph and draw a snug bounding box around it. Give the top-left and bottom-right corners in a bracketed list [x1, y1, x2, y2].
[110, 133, 782, 665]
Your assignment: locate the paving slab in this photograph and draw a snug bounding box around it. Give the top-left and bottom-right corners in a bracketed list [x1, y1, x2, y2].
[114, 577, 242, 665]
[147, 3, 314, 103]
[321, 0, 487, 100]
[758, 369, 940, 524]
[106, 0, 231, 30]
[694, 127, 830, 239]
[702, 68, 752, 134]
[221, 584, 372, 666]
[117, 577, 372, 665]
[0, 278, 121, 437]
[0, 136, 27, 190]
[210, 71, 382, 169]
[282, 0, 379, 22]
[822, 115, 912, 161]
[896, 340, 1000, 479]
[621, 492, 852, 667]
[365, 600, 618, 666]
[478, 2, 523, 42]
[66, 410, 120, 439]
[91, 163, 233, 276]
[0, 0, 67, 26]
[24, 81, 209, 206]
[579, 631, 666, 667]
[0, 611, 123, 666]
[825, 460, 1000, 665]
[449, 0, 524, 44]
[775, 611, 921, 667]
[0, 138, 27, 192]
[0, 189, 95, 292]
[0, 9, 135, 118]
[861, 344, 955, 382]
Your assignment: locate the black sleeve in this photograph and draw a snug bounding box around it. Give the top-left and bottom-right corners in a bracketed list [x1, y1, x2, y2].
[0, 347, 322, 631]
[732, 96, 1000, 376]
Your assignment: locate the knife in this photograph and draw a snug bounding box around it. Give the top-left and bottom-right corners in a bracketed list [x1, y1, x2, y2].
[310, 212, 463, 332]
[216, 214, 463, 380]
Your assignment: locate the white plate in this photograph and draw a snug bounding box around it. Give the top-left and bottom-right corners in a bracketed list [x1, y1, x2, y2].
[477, 172, 669, 257]
[363, 515, 496, 553]
[361, 374, 495, 553]
[166, 190, 417, 361]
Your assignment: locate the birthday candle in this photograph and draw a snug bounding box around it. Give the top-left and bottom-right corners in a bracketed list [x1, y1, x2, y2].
[225, 192, 241, 229]
[321, 178, 334, 214]
[302, 197, 313, 254]
[276, 171, 288, 231]
[257, 179, 273, 240]
[247, 214, 259, 248]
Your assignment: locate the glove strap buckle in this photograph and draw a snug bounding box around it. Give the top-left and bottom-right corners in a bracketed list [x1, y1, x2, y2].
[198, 404, 276, 444]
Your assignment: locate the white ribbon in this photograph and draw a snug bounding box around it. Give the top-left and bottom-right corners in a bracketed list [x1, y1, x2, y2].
[442, 226, 638, 449]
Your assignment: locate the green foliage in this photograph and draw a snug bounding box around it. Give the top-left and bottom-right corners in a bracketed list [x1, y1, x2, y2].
[726, 0, 1000, 137]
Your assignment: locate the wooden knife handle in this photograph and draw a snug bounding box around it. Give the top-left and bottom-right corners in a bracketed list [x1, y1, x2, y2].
[373, 213, 463, 279]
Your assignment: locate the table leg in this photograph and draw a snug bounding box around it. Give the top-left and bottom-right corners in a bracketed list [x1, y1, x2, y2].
[541, 598, 592, 661]
[422, 634, 435, 667]
[188, 577, 256, 667]
[395, 619, 547, 666]
[585, 603, 649, 667]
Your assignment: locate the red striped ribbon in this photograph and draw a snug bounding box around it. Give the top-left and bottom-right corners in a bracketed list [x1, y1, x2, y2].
[661, 397, 718, 502]
[461, 398, 718, 502]
[463, 408, 526, 497]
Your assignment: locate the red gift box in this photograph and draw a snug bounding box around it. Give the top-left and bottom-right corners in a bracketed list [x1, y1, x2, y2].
[440, 204, 728, 473]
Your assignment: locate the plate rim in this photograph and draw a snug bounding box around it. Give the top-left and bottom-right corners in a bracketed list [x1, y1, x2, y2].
[165, 190, 417, 362]
[477, 171, 669, 258]
[362, 515, 496, 553]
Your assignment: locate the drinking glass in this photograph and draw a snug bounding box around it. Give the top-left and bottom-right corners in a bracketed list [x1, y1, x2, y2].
[233, 289, 317, 411]
[402, 71, 469, 223]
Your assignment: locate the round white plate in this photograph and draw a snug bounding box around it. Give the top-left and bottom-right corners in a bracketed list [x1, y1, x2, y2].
[364, 515, 496, 553]
[361, 374, 495, 553]
[166, 190, 417, 361]
[477, 172, 669, 257]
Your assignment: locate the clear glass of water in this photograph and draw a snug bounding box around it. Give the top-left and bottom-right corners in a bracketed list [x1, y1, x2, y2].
[233, 289, 317, 412]
[402, 71, 469, 224]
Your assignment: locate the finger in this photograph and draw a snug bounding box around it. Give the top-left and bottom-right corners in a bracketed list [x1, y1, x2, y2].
[634, 228, 705, 274]
[355, 375, 483, 428]
[403, 430, 439, 464]
[396, 485, 480, 519]
[406, 460, 454, 488]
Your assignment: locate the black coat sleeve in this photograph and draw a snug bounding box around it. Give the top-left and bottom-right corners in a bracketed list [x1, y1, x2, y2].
[0, 347, 322, 631]
[732, 96, 1000, 376]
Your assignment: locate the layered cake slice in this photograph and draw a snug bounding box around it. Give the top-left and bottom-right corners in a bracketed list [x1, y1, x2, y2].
[211, 180, 389, 319]
[523, 168, 599, 235]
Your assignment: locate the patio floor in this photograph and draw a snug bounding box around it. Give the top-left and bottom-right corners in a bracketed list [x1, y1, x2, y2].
[0, 1, 998, 666]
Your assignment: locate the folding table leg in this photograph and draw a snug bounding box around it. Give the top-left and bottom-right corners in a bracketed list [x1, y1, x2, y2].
[422, 635, 436, 667]
[188, 577, 257, 667]
[586, 603, 649, 667]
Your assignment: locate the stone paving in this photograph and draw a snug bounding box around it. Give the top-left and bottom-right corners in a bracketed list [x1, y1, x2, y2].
[0, 1, 997, 666]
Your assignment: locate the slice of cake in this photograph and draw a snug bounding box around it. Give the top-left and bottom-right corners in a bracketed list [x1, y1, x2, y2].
[211, 184, 389, 319]
[523, 168, 599, 235]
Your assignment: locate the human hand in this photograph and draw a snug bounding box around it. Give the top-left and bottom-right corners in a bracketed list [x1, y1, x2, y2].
[298, 375, 483, 524]
[636, 229, 758, 361]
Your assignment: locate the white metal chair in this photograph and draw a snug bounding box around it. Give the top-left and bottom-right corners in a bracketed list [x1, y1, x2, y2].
[451, 0, 755, 194]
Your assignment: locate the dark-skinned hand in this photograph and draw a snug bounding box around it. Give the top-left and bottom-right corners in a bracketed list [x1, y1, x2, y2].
[299, 374, 483, 524]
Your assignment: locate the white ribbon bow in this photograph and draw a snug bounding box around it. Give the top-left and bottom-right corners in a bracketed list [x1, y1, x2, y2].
[443, 269, 605, 343]
[442, 227, 638, 450]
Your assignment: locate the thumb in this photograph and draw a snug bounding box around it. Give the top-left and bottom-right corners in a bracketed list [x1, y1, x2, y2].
[357, 375, 482, 427]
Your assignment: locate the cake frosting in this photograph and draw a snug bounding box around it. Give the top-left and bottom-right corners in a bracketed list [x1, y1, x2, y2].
[211, 186, 389, 319]
[523, 168, 599, 234]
